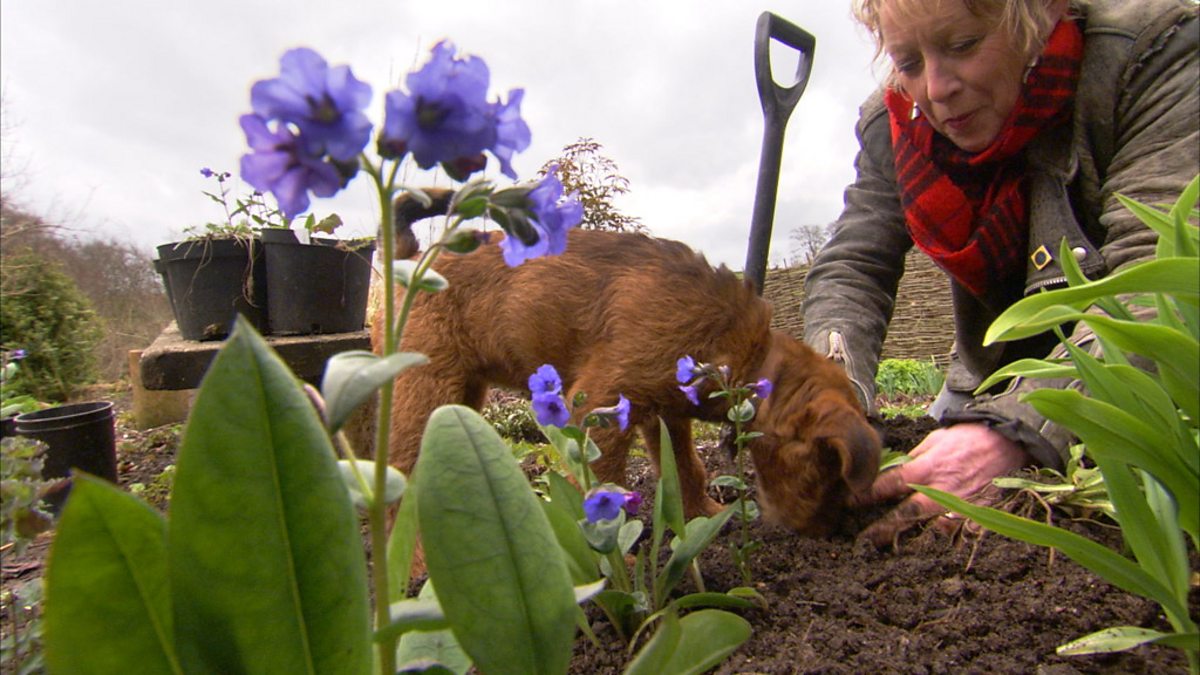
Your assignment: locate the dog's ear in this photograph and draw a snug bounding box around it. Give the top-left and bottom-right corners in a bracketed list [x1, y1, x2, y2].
[814, 409, 881, 499]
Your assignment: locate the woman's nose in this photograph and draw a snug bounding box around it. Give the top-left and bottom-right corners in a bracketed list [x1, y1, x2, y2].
[924, 57, 961, 103]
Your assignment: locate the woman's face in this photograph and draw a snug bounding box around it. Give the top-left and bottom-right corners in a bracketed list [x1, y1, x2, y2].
[880, 1, 1031, 152]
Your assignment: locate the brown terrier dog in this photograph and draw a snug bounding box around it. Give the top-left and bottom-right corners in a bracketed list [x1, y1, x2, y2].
[375, 193, 879, 534]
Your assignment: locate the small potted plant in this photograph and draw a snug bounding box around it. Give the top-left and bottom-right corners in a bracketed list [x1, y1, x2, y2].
[154, 169, 269, 340]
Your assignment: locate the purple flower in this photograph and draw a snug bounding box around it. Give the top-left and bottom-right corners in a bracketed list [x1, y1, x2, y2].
[583, 490, 625, 523]
[676, 355, 697, 384]
[380, 41, 501, 176]
[532, 391, 570, 428]
[490, 89, 531, 179]
[250, 47, 373, 162]
[750, 378, 773, 399]
[499, 167, 582, 267]
[622, 491, 642, 516]
[529, 364, 563, 396]
[200, 167, 215, 178]
[679, 384, 700, 406]
[239, 114, 343, 217]
[592, 394, 631, 432]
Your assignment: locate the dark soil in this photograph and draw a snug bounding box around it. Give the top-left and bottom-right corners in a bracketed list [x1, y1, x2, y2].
[2, 387, 1195, 674]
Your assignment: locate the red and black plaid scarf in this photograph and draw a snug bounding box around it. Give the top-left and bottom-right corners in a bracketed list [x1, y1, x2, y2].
[886, 19, 1083, 299]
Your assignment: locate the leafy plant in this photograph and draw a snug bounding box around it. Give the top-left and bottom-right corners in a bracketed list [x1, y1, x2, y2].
[919, 176, 1200, 671]
[0, 252, 104, 401]
[875, 357, 944, 399]
[536, 406, 755, 665]
[676, 355, 773, 585]
[1, 435, 53, 675]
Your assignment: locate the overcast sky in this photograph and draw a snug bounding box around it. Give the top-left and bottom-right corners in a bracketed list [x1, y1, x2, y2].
[1, 1, 882, 270]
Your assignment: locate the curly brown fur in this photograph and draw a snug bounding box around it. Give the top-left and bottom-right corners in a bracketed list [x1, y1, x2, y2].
[374, 217, 879, 531]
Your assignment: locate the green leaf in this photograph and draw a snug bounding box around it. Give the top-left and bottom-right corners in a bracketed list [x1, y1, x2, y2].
[656, 505, 739, 602]
[672, 592, 758, 611]
[624, 609, 752, 675]
[914, 486, 1190, 624]
[1056, 626, 1199, 655]
[377, 598, 451, 642]
[395, 582, 471, 675]
[655, 419, 687, 539]
[541, 499, 600, 584]
[321, 350, 429, 432]
[1023, 390, 1198, 541]
[985, 258, 1200, 344]
[415, 405, 576, 675]
[387, 490, 421, 602]
[393, 260, 449, 293]
[43, 476, 184, 674]
[337, 459, 406, 509]
[168, 319, 371, 675]
[975, 357, 1077, 393]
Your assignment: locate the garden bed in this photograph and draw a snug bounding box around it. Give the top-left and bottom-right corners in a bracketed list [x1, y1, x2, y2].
[2, 389, 1194, 674]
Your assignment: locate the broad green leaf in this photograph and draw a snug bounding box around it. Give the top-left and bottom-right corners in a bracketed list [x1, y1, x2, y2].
[395, 583, 471, 675]
[540, 499, 601, 584]
[1024, 390, 1198, 541]
[169, 319, 370, 675]
[1079, 315, 1200, 423]
[393, 259, 449, 293]
[545, 470, 585, 520]
[624, 609, 752, 675]
[387, 490, 420, 602]
[1057, 626, 1199, 655]
[44, 476, 183, 674]
[623, 608, 682, 675]
[656, 505, 739, 602]
[415, 405, 576, 675]
[337, 459, 406, 508]
[975, 358, 1078, 392]
[672, 592, 758, 611]
[655, 419, 686, 539]
[914, 486, 1190, 624]
[322, 350, 429, 432]
[377, 598, 451, 642]
[985, 258, 1200, 343]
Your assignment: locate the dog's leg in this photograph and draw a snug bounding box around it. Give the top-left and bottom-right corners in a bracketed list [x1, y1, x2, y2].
[640, 416, 722, 518]
[585, 420, 635, 487]
[387, 365, 486, 476]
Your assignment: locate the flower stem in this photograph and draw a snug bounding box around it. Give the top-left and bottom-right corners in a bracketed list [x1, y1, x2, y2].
[367, 156, 398, 675]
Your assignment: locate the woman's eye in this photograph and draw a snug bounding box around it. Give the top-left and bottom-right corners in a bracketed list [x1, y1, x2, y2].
[950, 38, 980, 53]
[893, 57, 920, 74]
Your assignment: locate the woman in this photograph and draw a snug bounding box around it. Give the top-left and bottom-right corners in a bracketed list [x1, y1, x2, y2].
[802, 0, 1198, 546]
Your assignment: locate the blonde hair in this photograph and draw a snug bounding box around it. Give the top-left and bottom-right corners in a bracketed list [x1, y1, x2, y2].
[852, 0, 1086, 85]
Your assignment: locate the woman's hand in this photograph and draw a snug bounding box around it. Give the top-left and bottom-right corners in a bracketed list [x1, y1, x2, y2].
[858, 422, 1030, 547]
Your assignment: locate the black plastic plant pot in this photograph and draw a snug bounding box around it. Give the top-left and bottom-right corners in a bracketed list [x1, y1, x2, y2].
[263, 236, 376, 335]
[14, 401, 117, 514]
[155, 237, 268, 341]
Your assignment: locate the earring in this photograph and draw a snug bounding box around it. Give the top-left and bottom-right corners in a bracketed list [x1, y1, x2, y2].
[1022, 56, 1039, 83]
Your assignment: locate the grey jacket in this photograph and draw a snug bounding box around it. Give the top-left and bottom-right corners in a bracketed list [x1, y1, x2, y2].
[802, 0, 1199, 470]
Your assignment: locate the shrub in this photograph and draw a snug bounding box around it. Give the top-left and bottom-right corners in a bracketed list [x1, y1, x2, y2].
[0, 251, 104, 401]
[875, 358, 944, 399]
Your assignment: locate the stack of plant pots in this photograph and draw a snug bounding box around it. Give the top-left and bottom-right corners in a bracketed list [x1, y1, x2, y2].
[154, 232, 376, 341]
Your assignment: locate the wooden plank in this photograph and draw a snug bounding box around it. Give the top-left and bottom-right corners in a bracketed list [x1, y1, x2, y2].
[139, 322, 371, 391]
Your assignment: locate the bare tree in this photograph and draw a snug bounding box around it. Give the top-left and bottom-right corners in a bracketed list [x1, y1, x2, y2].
[539, 138, 646, 234]
[788, 223, 830, 266]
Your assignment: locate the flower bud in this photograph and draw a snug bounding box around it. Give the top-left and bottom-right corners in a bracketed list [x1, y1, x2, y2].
[443, 228, 485, 254]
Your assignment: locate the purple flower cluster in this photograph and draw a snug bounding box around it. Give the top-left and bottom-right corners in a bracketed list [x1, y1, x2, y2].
[529, 364, 570, 428]
[582, 488, 642, 523]
[498, 165, 584, 267]
[381, 41, 529, 180]
[675, 355, 771, 407]
[528, 364, 629, 431]
[239, 48, 373, 217]
[239, 42, 531, 218]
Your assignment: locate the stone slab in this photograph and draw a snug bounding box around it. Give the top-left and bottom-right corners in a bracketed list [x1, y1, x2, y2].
[139, 322, 371, 391]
